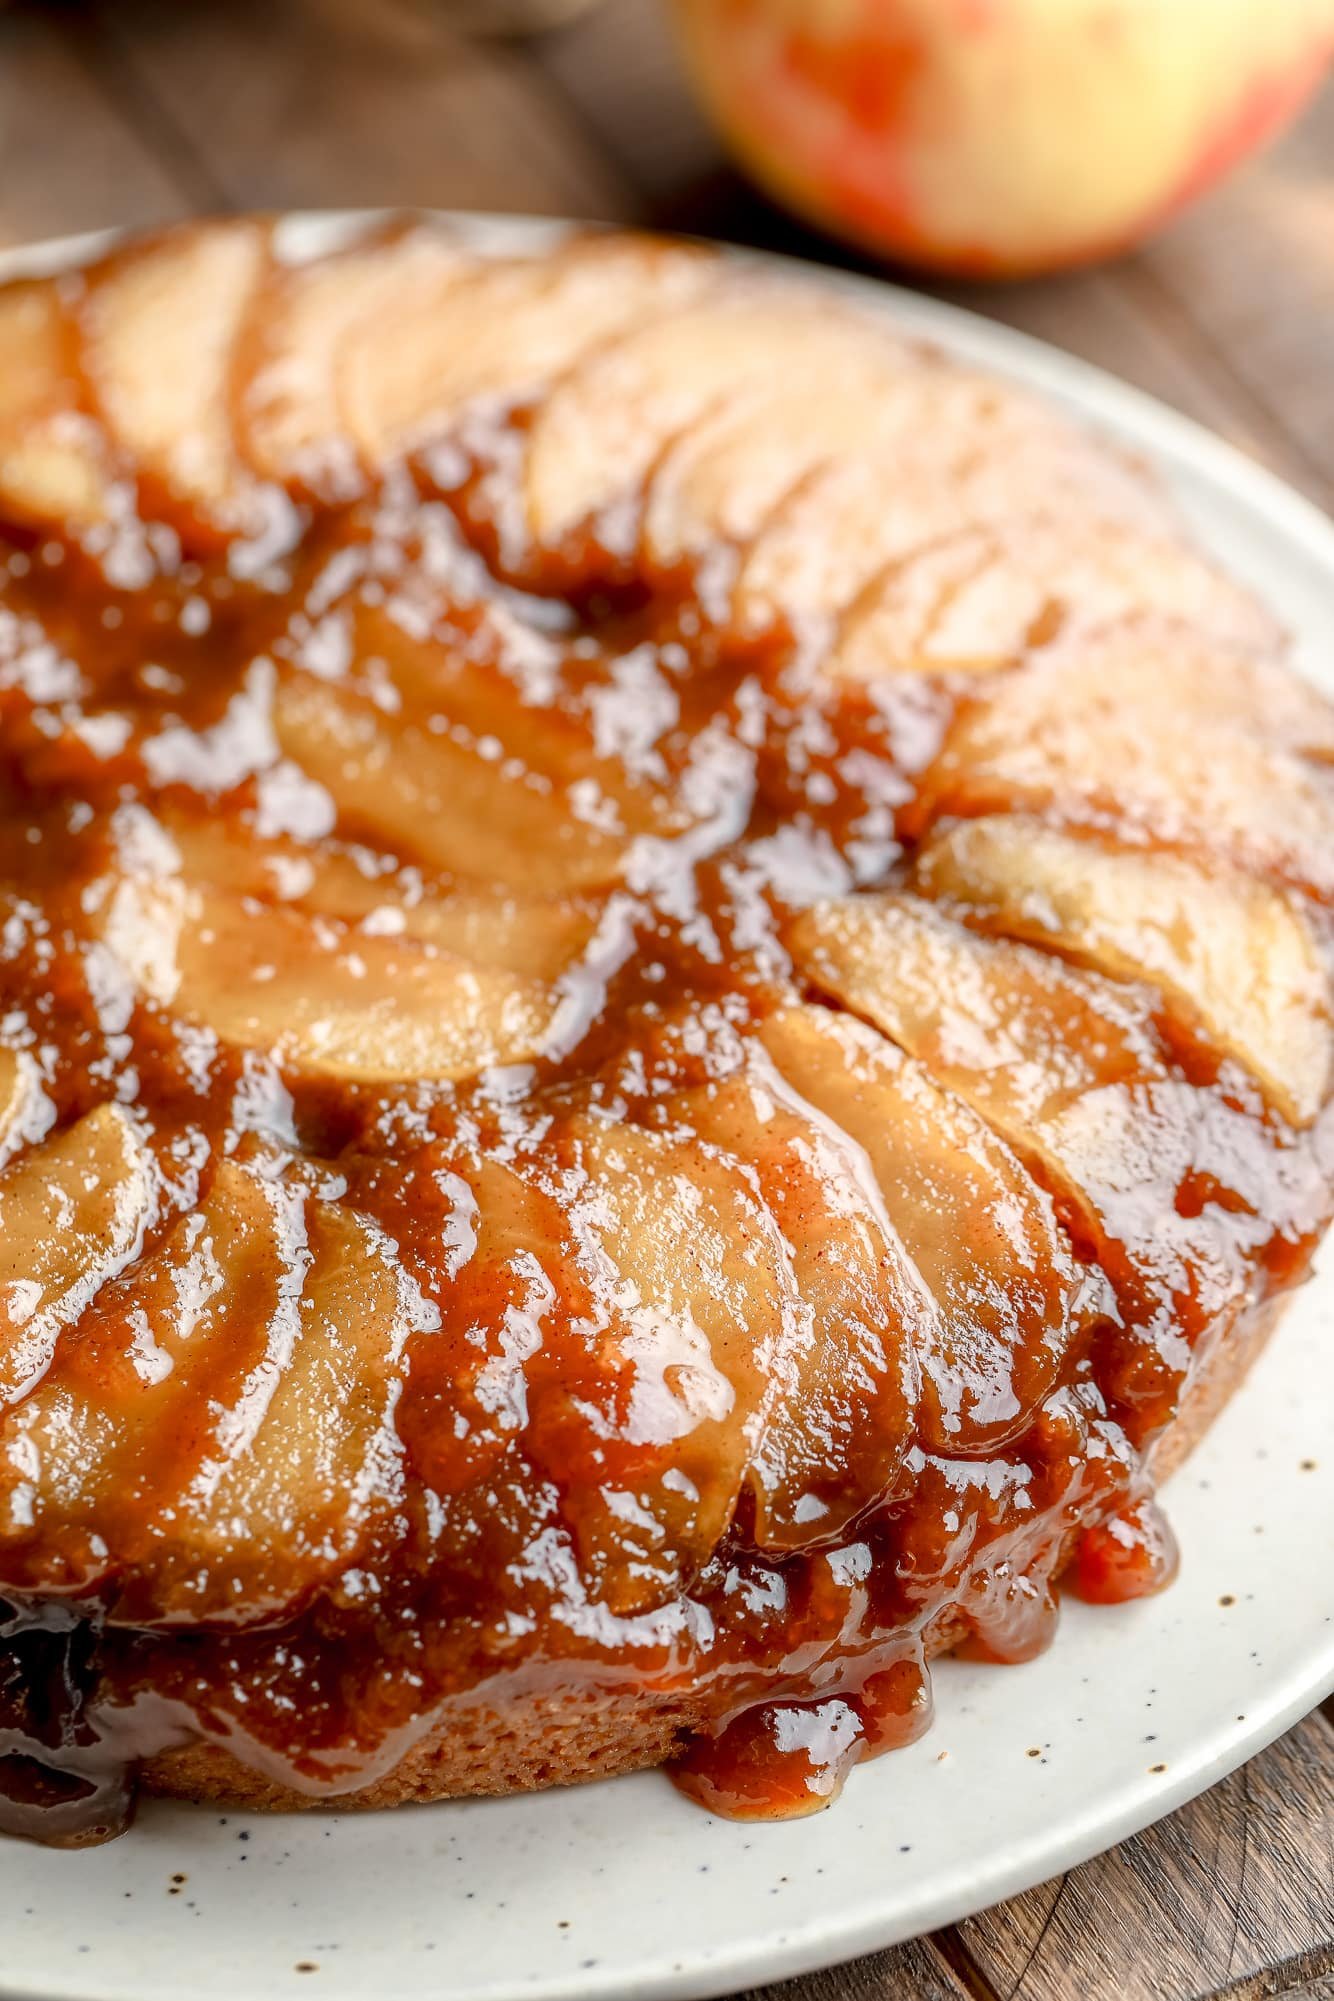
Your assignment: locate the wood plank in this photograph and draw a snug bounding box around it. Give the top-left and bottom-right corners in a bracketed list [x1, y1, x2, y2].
[0, 2, 186, 247]
[79, 0, 633, 222]
[735, 1932, 973, 2001]
[534, 0, 719, 202]
[951, 1710, 1334, 2001]
[1139, 85, 1334, 515]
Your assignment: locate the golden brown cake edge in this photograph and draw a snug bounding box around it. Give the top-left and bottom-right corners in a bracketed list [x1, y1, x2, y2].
[141, 1294, 1282, 1818]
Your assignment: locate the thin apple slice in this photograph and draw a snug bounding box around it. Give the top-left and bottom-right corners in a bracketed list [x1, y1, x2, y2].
[273, 672, 633, 893]
[102, 876, 566, 1085]
[916, 816, 1333, 1128]
[161, 809, 602, 979]
[389, 1144, 580, 1499]
[1033, 1063, 1333, 1439]
[787, 891, 1170, 1243]
[758, 1003, 1086, 1454]
[0, 1160, 426, 1622]
[350, 880, 600, 984]
[781, 893, 1322, 1408]
[0, 1158, 297, 1596]
[0, 1104, 155, 1407]
[642, 363, 938, 574]
[0, 1048, 41, 1166]
[735, 405, 1167, 637]
[238, 226, 473, 488]
[340, 233, 712, 465]
[938, 622, 1334, 765]
[553, 1109, 801, 1593]
[399, 1111, 805, 1610]
[0, 1051, 22, 1150]
[339, 595, 684, 840]
[524, 288, 915, 551]
[151, 1191, 424, 1621]
[0, 278, 114, 529]
[788, 891, 1164, 1129]
[79, 220, 269, 532]
[918, 625, 1334, 897]
[661, 1059, 923, 1546]
[829, 514, 1277, 681]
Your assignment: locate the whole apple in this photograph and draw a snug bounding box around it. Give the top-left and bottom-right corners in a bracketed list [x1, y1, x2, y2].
[670, 0, 1334, 276]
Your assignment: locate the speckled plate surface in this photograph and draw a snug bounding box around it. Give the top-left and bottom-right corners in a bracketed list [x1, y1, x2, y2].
[2, 216, 1333, 2001]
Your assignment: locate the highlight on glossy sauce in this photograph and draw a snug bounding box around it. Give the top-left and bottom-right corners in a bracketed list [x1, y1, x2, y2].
[0, 216, 1331, 1841]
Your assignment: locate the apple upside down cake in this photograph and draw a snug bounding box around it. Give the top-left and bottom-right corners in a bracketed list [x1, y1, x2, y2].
[0, 218, 1330, 1843]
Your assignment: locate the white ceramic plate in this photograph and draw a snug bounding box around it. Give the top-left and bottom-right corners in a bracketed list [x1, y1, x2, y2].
[2, 216, 1333, 2001]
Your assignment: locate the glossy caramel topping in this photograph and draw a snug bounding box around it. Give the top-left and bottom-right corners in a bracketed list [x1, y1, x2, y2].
[0, 219, 1331, 1837]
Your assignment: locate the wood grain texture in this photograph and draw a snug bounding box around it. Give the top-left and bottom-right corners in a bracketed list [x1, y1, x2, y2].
[0, 2, 186, 245]
[1142, 86, 1334, 514]
[534, 0, 721, 201]
[953, 1710, 1334, 2001]
[78, 0, 633, 221]
[2, 3, 1332, 1997]
[737, 1933, 973, 2001]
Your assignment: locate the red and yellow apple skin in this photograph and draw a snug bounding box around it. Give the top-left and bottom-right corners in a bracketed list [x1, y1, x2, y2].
[670, 0, 1334, 277]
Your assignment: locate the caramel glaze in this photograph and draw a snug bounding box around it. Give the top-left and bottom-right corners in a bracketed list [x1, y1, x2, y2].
[0, 461, 1329, 1843]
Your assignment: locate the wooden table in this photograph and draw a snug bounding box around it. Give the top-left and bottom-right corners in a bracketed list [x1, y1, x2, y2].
[1, 1, 1330, 1994]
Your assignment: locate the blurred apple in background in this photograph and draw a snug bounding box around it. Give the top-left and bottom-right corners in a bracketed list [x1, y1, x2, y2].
[669, 0, 1334, 277]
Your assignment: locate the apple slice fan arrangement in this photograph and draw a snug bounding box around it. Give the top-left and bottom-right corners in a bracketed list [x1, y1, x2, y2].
[0, 217, 1331, 1847]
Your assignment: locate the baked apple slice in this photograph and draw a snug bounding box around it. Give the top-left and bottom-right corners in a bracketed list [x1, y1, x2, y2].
[273, 672, 635, 893]
[641, 362, 940, 576]
[734, 406, 1166, 637]
[151, 1190, 425, 1622]
[0, 1104, 155, 1408]
[659, 1060, 922, 1547]
[0, 1159, 425, 1622]
[938, 622, 1334, 766]
[238, 226, 472, 489]
[783, 893, 1325, 1420]
[0, 1050, 21, 1149]
[919, 626, 1334, 898]
[340, 233, 712, 465]
[549, 1109, 800, 1598]
[78, 219, 270, 536]
[788, 890, 1162, 1131]
[102, 875, 566, 1085]
[335, 595, 684, 838]
[162, 809, 602, 979]
[400, 1112, 803, 1612]
[0, 279, 112, 530]
[788, 891, 1169, 1215]
[917, 817, 1333, 1128]
[523, 290, 914, 553]
[0, 1048, 40, 1166]
[381, 1145, 571, 1496]
[829, 515, 1276, 681]
[0, 1157, 296, 1597]
[758, 1003, 1088, 1454]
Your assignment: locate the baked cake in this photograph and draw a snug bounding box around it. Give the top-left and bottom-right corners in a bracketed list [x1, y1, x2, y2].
[0, 217, 1330, 1844]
